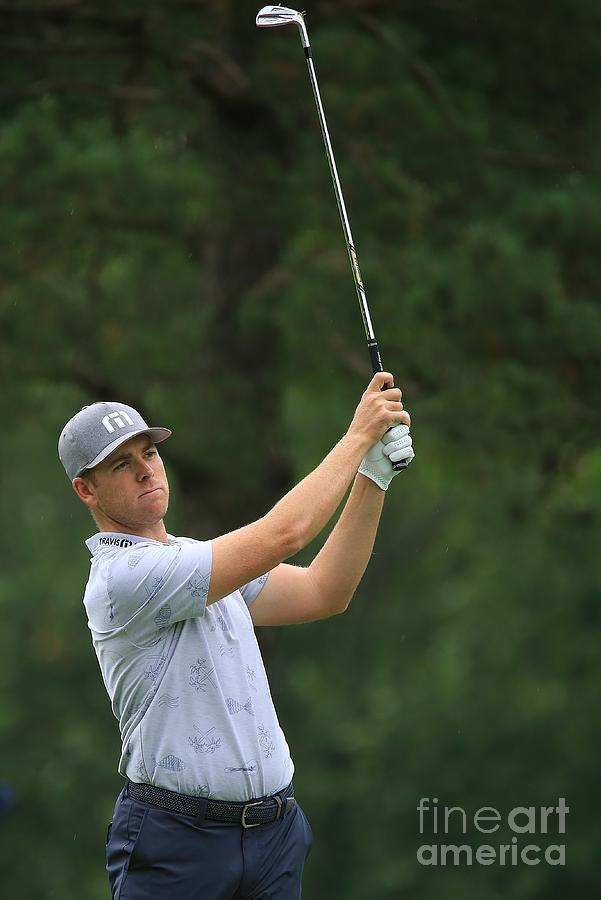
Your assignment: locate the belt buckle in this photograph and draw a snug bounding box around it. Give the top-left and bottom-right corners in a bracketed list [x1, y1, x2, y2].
[241, 800, 263, 829]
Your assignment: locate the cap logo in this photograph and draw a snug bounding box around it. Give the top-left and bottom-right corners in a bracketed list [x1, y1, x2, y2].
[102, 411, 135, 434]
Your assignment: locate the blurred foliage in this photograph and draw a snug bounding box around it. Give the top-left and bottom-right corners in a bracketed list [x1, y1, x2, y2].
[0, 1, 600, 898]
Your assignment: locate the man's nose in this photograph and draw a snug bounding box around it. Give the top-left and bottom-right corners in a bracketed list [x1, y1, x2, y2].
[136, 459, 154, 478]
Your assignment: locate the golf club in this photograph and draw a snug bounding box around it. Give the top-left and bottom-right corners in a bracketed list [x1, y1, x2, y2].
[256, 5, 409, 469]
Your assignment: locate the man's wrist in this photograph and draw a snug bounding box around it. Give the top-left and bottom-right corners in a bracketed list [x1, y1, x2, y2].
[356, 469, 387, 492]
[343, 428, 375, 459]
[357, 458, 392, 491]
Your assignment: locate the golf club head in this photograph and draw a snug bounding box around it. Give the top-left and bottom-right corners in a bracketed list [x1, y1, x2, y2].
[256, 6, 309, 46]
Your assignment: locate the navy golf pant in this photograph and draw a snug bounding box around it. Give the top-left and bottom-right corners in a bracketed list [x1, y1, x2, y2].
[106, 787, 313, 900]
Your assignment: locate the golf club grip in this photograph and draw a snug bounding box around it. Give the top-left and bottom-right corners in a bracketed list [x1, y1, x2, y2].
[378, 365, 409, 471]
[386, 416, 409, 471]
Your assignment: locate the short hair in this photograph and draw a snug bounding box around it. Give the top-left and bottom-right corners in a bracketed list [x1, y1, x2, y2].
[76, 469, 99, 525]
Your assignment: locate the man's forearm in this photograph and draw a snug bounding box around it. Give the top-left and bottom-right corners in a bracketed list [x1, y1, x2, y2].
[209, 373, 407, 605]
[306, 472, 385, 614]
[261, 371, 407, 556]
[264, 430, 370, 553]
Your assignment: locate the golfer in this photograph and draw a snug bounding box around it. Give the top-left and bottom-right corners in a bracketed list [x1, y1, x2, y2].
[58, 372, 413, 900]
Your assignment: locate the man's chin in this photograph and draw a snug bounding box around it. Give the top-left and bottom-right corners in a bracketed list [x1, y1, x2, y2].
[118, 504, 169, 532]
[138, 490, 169, 513]
[141, 502, 169, 525]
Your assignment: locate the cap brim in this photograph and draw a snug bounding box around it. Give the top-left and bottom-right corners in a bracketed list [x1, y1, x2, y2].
[78, 427, 172, 476]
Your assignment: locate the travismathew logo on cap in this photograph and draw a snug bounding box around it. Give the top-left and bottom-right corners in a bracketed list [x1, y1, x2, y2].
[102, 411, 135, 433]
[58, 401, 172, 480]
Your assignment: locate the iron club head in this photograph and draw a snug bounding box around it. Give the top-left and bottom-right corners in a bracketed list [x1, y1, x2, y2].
[256, 6, 309, 46]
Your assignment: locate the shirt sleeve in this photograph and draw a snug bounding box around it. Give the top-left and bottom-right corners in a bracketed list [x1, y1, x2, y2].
[107, 539, 212, 630]
[239, 572, 270, 607]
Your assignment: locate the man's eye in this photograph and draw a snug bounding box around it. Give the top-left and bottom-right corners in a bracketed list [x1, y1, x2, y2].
[114, 461, 128, 471]
[145, 451, 157, 459]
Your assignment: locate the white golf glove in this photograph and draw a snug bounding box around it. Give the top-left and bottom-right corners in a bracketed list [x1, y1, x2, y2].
[358, 424, 414, 490]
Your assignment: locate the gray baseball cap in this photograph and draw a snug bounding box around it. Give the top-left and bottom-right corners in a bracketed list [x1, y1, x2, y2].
[58, 401, 171, 480]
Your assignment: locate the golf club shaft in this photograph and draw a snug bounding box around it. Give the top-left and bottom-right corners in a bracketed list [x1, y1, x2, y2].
[301, 33, 409, 470]
[302, 44, 384, 377]
[256, 7, 408, 470]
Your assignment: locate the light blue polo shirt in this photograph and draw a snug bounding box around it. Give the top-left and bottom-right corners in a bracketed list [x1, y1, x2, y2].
[83, 532, 294, 802]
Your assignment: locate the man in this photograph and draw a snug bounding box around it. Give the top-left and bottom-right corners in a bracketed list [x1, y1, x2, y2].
[58, 372, 413, 900]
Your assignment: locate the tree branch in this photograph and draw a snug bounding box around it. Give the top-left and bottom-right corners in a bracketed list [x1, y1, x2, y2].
[358, 12, 459, 130]
[358, 12, 575, 174]
[480, 147, 574, 173]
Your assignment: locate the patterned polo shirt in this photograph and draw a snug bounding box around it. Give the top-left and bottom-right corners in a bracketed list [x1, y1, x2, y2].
[83, 532, 294, 801]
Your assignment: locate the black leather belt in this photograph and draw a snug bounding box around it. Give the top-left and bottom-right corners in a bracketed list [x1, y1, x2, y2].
[126, 780, 295, 829]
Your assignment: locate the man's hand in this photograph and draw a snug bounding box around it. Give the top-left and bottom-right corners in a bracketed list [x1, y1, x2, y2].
[347, 372, 411, 447]
[358, 424, 414, 491]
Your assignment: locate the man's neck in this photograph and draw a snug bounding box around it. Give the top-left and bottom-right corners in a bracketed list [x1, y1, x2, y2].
[94, 515, 170, 544]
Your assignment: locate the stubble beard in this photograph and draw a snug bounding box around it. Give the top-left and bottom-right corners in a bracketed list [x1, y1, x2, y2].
[96, 486, 170, 534]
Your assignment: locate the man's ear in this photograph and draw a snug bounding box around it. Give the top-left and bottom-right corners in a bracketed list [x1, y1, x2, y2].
[72, 476, 96, 508]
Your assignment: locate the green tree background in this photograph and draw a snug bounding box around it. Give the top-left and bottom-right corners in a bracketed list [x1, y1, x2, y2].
[0, 1, 599, 897]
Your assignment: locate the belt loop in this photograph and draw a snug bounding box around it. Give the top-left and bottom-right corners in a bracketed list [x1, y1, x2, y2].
[194, 797, 209, 825]
[273, 783, 293, 820]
